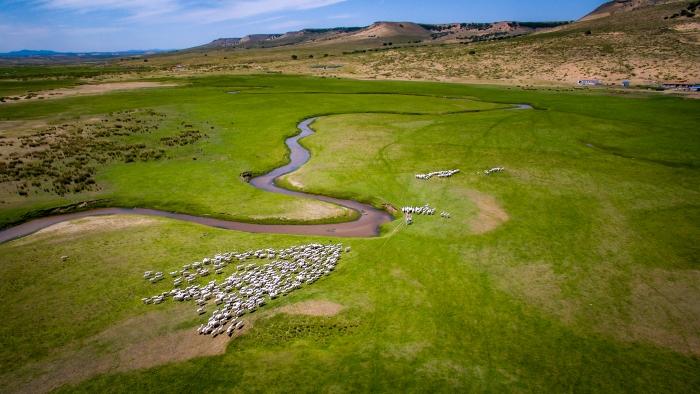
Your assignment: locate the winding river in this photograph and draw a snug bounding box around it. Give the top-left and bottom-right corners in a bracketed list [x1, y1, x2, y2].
[0, 118, 393, 243]
[0, 104, 533, 244]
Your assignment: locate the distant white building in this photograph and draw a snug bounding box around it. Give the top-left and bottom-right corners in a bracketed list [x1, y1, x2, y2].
[578, 79, 601, 86]
[661, 82, 700, 91]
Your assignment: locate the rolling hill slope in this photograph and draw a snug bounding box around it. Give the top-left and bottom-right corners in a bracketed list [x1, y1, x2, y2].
[581, 0, 682, 21]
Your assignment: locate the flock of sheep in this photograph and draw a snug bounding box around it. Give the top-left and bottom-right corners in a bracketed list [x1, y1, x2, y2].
[401, 204, 436, 216]
[142, 243, 347, 338]
[416, 167, 505, 179]
[405, 166, 503, 224]
[415, 169, 460, 180]
[405, 169, 464, 224]
[484, 167, 505, 175]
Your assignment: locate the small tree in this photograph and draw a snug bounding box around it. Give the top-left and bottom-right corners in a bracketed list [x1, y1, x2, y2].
[291, 54, 298, 60]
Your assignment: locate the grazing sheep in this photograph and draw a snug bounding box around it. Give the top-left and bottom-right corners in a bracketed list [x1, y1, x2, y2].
[484, 167, 505, 175]
[401, 204, 436, 216]
[415, 169, 460, 180]
[142, 243, 344, 338]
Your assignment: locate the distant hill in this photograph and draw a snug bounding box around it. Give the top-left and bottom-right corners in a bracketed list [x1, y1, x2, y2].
[0, 49, 170, 64]
[195, 20, 570, 51]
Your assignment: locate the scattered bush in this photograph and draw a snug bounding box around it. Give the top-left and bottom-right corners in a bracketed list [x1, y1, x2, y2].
[160, 129, 208, 146]
[0, 109, 178, 197]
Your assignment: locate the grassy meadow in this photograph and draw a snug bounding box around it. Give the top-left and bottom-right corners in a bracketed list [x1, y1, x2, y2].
[0, 74, 698, 393]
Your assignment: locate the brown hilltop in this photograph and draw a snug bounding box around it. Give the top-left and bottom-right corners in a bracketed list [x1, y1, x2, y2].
[342, 22, 432, 41]
[581, 0, 685, 21]
[194, 20, 558, 51]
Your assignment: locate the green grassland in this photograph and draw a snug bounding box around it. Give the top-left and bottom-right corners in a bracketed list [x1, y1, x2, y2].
[0, 74, 699, 392]
[0, 75, 503, 227]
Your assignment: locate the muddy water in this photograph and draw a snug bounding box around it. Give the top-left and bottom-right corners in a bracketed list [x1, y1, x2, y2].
[0, 118, 393, 243]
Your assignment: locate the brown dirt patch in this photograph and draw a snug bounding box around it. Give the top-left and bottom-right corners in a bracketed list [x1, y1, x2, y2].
[2, 82, 177, 104]
[627, 268, 700, 355]
[250, 199, 352, 222]
[2, 304, 241, 394]
[276, 300, 344, 316]
[0, 120, 49, 136]
[464, 190, 509, 234]
[284, 175, 305, 189]
[15, 216, 160, 246]
[115, 327, 231, 371]
[674, 22, 700, 32]
[492, 263, 577, 324]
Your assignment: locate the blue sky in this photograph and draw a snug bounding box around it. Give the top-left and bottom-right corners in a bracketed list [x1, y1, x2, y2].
[0, 0, 604, 52]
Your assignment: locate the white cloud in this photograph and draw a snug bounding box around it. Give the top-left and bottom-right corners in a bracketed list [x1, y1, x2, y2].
[155, 0, 346, 24]
[0, 23, 50, 37]
[39, 0, 178, 16]
[37, 0, 346, 24]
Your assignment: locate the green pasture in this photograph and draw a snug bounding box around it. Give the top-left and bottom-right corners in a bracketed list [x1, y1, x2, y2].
[0, 74, 698, 393]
